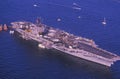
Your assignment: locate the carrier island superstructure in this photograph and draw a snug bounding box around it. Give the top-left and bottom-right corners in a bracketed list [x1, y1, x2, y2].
[10, 19, 120, 67]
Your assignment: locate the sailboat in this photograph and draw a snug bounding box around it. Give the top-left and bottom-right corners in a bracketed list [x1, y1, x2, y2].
[102, 17, 107, 25]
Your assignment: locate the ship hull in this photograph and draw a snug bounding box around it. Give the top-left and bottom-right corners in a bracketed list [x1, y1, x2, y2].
[52, 46, 114, 67]
[13, 30, 39, 46]
[13, 30, 113, 67]
[10, 21, 120, 67]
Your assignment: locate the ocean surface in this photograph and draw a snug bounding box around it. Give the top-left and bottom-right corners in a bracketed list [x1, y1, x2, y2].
[0, 0, 120, 79]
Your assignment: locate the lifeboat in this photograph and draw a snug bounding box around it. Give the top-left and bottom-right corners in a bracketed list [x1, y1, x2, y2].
[0, 25, 2, 31]
[3, 24, 8, 31]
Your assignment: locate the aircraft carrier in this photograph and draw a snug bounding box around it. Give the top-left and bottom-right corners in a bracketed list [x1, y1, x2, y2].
[10, 18, 120, 67]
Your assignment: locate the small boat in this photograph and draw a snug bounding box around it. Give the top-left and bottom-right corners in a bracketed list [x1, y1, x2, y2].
[9, 30, 14, 34]
[0, 25, 2, 31]
[72, 2, 81, 10]
[33, 4, 37, 7]
[57, 18, 61, 22]
[78, 16, 81, 19]
[33, 4, 39, 7]
[72, 2, 80, 7]
[72, 6, 81, 10]
[3, 24, 8, 31]
[102, 17, 107, 25]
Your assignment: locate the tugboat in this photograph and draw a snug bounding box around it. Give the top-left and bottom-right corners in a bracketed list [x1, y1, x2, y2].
[3, 24, 8, 31]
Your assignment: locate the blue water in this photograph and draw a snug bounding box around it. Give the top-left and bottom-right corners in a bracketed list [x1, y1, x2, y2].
[0, 0, 120, 79]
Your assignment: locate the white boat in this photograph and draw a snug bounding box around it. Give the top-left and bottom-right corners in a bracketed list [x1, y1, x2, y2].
[102, 17, 107, 25]
[72, 7, 81, 10]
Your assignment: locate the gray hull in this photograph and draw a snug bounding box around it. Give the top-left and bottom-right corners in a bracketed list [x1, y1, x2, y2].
[11, 21, 120, 67]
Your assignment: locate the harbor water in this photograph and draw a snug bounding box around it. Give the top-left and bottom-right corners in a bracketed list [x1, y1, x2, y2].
[0, 0, 120, 79]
